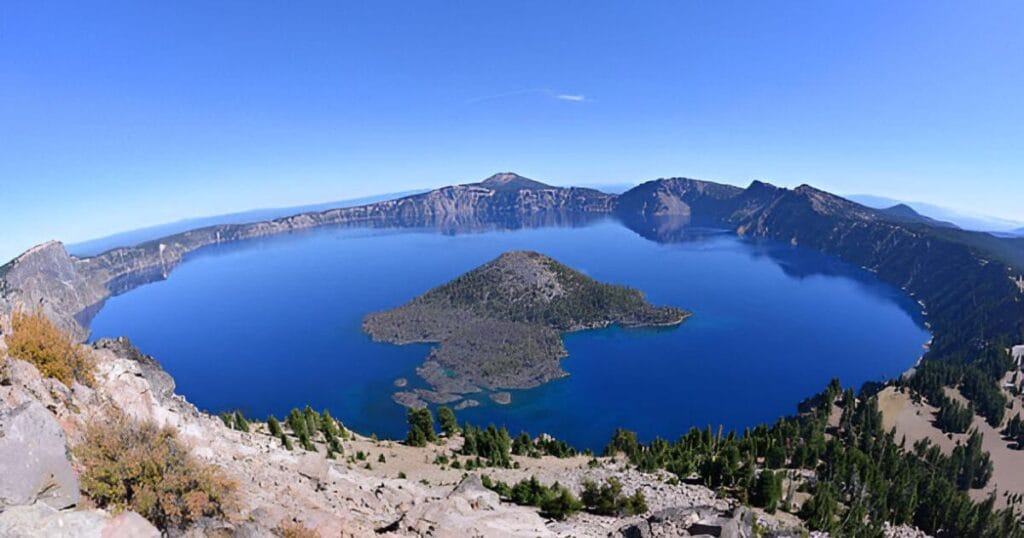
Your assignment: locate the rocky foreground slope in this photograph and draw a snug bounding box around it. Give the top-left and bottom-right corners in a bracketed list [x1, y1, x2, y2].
[0, 317, 846, 537]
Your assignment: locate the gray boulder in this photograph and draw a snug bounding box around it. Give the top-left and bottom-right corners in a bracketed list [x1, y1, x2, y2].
[614, 519, 652, 538]
[0, 400, 79, 510]
[102, 511, 161, 537]
[0, 502, 159, 538]
[92, 337, 176, 403]
[449, 474, 500, 511]
[689, 516, 741, 538]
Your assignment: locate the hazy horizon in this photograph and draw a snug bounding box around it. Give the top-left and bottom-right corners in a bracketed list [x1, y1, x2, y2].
[3, 1, 1023, 262]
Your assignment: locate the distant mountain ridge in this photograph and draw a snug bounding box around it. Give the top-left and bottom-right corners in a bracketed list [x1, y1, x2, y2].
[66, 190, 429, 257]
[878, 204, 959, 229]
[2, 172, 1023, 358]
[847, 194, 1024, 232]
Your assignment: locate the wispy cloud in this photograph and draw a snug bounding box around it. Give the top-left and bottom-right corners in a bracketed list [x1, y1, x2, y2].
[465, 88, 589, 104]
[556, 94, 586, 102]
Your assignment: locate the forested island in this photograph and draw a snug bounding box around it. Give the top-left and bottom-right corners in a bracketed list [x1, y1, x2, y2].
[363, 250, 689, 407]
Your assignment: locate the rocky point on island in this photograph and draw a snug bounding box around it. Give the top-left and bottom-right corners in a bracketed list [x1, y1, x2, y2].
[362, 250, 690, 408]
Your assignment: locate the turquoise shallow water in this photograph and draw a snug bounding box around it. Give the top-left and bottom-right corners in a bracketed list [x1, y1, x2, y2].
[88, 220, 929, 450]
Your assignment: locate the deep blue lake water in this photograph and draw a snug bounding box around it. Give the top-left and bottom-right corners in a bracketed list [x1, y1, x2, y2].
[88, 220, 930, 450]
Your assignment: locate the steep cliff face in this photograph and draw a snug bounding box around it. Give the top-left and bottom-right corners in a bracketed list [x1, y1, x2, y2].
[620, 179, 1024, 357]
[4, 171, 1022, 356]
[1, 174, 616, 340]
[0, 242, 108, 340]
[613, 177, 744, 224]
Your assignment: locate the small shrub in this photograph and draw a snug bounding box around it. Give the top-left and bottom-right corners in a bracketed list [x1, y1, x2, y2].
[232, 411, 249, 433]
[275, 520, 318, 538]
[624, 488, 648, 515]
[267, 415, 283, 437]
[75, 411, 236, 530]
[7, 309, 94, 387]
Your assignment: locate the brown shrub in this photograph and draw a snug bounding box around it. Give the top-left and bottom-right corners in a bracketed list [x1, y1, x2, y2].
[75, 411, 236, 530]
[6, 309, 94, 387]
[275, 520, 320, 538]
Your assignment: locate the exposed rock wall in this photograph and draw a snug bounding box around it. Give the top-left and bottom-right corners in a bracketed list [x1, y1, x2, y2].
[0, 177, 616, 341]
[2, 171, 1020, 358]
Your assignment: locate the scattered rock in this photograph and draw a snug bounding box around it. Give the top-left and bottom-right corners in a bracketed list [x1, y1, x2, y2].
[614, 518, 652, 538]
[92, 337, 175, 403]
[490, 392, 512, 405]
[0, 502, 158, 538]
[0, 400, 79, 510]
[413, 389, 461, 405]
[688, 515, 741, 538]
[394, 378, 408, 388]
[103, 510, 161, 537]
[392, 391, 426, 409]
[454, 399, 480, 411]
[295, 453, 329, 483]
[395, 474, 553, 537]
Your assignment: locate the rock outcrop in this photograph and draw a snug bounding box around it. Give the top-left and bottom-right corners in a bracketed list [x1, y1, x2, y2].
[0, 400, 79, 510]
[615, 177, 1024, 358]
[0, 502, 159, 538]
[0, 173, 614, 341]
[4, 171, 1021, 363]
[385, 474, 553, 537]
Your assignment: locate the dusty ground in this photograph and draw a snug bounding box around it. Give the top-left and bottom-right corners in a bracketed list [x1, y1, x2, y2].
[878, 385, 1024, 508]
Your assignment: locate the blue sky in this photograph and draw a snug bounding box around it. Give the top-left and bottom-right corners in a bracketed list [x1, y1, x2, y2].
[2, 1, 1023, 262]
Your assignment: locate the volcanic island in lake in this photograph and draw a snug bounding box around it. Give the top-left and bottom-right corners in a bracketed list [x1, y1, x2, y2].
[362, 250, 691, 408]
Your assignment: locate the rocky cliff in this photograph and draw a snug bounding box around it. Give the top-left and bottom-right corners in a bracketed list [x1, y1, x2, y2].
[616, 177, 1024, 358]
[0, 173, 615, 341]
[3, 171, 1021, 362]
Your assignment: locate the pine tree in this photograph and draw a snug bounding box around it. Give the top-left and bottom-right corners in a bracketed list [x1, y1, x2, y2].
[462, 423, 478, 455]
[512, 431, 532, 456]
[233, 411, 249, 433]
[304, 406, 320, 442]
[437, 406, 459, 437]
[321, 409, 339, 437]
[267, 415, 282, 437]
[405, 408, 436, 447]
[751, 470, 782, 513]
[624, 489, 648, 515]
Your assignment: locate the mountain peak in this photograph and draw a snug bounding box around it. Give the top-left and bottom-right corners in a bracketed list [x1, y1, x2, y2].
[477, 173, 553, 191]
[884, 203, 922, 218]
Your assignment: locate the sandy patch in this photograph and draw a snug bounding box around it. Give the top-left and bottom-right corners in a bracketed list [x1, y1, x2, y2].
[877, 386, 1024, 508]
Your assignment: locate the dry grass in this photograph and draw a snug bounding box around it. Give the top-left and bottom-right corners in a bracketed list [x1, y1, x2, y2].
[275, 520, 320, 538]
[6, 309, 94, 387]
[75, 410, 236, 530]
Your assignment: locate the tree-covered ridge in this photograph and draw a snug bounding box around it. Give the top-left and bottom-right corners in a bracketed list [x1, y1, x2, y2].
[364, 251, 689, 399]
[603, 379, 1022, 537]
[414, 250, 688, 330]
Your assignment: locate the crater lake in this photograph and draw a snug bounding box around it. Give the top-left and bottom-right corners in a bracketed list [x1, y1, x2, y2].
[88, 219, 930, 450]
